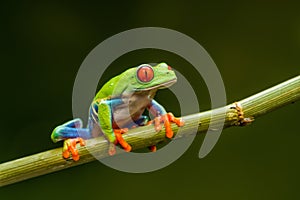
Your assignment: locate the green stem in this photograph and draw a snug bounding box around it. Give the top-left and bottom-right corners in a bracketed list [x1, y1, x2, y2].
[1, 75, 300, 187]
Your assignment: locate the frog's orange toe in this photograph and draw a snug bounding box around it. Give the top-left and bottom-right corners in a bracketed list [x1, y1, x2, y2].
[163, 115, 173, 138]
[167, 112, 185, 127]
[72, 154, 80, 161]
[124, 145, 132, 152]
[62, 138, 85, 161]
[174, 118, 185, 127]
[113, 128, 132, 152]
[62, 150, 70, 159]
[165, 130, 174, 138]
[152, 112, 185, 139]
[149, 145, 157, 152]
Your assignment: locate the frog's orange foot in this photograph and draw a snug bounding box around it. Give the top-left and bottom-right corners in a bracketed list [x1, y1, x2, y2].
[62, 138, 85, 161]
[149, 145, 157, 152]
[154, 112, 185, 139]
[113, 128, 132, 153]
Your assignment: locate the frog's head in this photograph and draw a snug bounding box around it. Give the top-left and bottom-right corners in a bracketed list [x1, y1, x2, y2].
[125, 63, 177, 91]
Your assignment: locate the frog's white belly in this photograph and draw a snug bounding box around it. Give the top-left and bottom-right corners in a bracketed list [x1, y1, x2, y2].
[112, 91, 154, 128]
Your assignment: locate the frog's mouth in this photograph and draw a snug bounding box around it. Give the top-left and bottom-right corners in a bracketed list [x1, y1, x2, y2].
[135, 78, 177, 91]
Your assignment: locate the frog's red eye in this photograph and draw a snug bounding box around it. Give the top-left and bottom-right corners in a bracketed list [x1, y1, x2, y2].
[136, 64, 154, 83]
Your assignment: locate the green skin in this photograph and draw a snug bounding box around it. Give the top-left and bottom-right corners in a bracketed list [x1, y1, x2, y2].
[51, 63, 178, 149]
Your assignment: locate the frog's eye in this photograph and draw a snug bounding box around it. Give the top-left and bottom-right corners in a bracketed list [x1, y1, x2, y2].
[136, 64, 154, 83]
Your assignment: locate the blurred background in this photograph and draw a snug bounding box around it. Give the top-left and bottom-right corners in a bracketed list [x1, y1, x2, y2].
[1, 1, 300, 199]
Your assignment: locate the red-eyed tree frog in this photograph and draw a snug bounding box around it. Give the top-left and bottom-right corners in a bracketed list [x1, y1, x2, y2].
[51, 63, 184, 161]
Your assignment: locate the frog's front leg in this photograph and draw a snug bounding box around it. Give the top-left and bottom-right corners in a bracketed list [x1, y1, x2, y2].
[51, 118, 90, 161]
[98, 99, 132, 155]
[148, 100, 184, 138]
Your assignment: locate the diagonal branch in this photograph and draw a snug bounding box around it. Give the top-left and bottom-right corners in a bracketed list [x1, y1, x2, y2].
[1, 75, 300, 187]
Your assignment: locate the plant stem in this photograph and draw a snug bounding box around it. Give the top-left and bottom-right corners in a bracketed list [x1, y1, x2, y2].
[1, 75, 300, 187]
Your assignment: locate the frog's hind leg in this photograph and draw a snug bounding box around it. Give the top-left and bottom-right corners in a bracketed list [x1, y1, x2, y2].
[61, 118, 83, 128]
[51, 118, 91, 142]
[51, 118, 90, 161]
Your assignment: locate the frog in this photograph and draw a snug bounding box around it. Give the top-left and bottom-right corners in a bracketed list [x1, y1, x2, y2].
[51, 63, 184, 161]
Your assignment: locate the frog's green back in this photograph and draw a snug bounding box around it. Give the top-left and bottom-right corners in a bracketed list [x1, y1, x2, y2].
[94, 74, 123, 100]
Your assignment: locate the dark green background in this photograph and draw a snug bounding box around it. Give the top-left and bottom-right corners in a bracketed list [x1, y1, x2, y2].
[1, 1, 300, 199]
